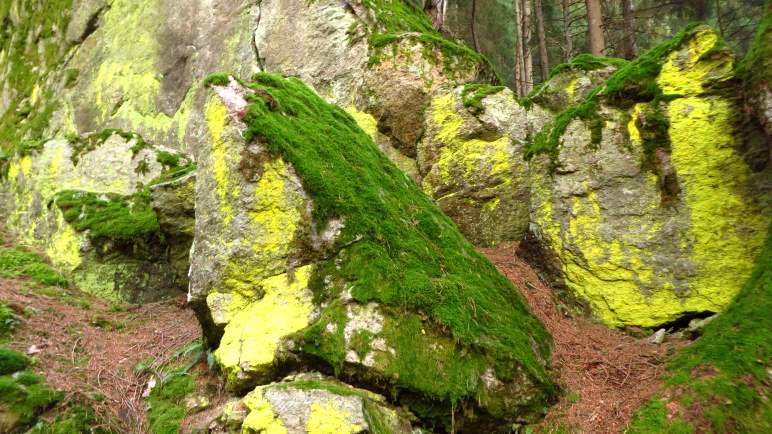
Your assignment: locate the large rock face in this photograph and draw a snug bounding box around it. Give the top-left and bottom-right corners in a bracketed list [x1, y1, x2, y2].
[527, 27, 771, 328]
[189, 75, 556, 431]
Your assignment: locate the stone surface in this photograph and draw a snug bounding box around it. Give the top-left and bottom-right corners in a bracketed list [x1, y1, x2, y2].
[528, 28, 771, 328]
[418, 87, 534, 246]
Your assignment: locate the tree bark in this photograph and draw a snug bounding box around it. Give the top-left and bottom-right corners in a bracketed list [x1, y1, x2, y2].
[471, 0, 481, 52]
[425, 1, 447, 30]
[513, 0, 525, 96]
[586, 0, 605, 56]
[535, 0, 550, 81]
[562, 0, 574, 61]
[522, 0, 533, 93]
[621, 0, 637, 59]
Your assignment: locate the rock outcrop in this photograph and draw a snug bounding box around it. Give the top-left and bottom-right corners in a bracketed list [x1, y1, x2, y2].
[189, 74, 556, 431]
[525, 27, 771, 328]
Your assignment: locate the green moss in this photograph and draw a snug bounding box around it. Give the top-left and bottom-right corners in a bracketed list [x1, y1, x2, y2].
[628, 225, 772, 433]
[361, 0, 488, 78]
[0, 371, 62, 430]
[0, 246, 68, 287]
[27, 404, 113, 434]
[461, 84, 506, 114]
[147, 374, 196, 434]
[52, 189, 160, 242]
[524, 25, 706, 165]
[231, 72, 554, 406]
[0, 347, 30, 375]
[547, 54, 629, 81]
[627, 400, 694, 434]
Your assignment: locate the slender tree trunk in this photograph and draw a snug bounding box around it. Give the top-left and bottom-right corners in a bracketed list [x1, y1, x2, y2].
[586, 0, 605, 56]
[715, 0, 724, 37]
[522, 0, 533, 93]
[471, 0, 481, 52]
[425, 1, 447, 31]
[535, 0, 550, 80]
[514, 0, 525, 96]
[621, 0, 637, 59]
[562, 0, 573, 61]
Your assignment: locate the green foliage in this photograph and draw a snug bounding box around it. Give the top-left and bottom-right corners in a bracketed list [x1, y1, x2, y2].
[524, 98, 602, 164]
[52, 189, 160, 242]
[636, 101, 671, 168]
[147, 374, 196, 434]
[461, 83, 506, 113]
[628, 224, 772, 433]
[0, 303, 21, 339]
[0, 246, 68, 287]
[0, 347, 30, 375]
[627, 400, 694, 434]
[236, 73, 554, 406]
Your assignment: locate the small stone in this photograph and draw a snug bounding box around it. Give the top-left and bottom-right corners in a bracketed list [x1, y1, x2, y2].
[650, 328, 666, 344]
[142, 376, 157, 398]
[27, 345, 42, 355]
[184, 395, 211, 413]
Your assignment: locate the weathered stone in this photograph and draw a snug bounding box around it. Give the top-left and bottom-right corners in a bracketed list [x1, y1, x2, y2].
[528, 28, 771, 328]
[418, 87, 532, 246]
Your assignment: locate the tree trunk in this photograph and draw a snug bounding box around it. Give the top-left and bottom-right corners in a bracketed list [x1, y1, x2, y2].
[535, 0, 550, 80]
[514, 0, 525, 96]
[621, 0, 637, 59]
[562, 0, 573, 61]
[425, 1, 447, 30]
[522, 0, 533, 93]
[586, 0, 605, 56]
[471, 0, 481, 52]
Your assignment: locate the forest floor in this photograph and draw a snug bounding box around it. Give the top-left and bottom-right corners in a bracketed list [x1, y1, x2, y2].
[0, 240, 204, 433]
[1, 232, 687, 434]
[481, 243, 686, 434]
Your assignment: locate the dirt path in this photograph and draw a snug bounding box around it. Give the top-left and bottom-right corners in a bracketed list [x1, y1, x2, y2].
[482, 243, 684, 434]
[0, 278, 201, 433]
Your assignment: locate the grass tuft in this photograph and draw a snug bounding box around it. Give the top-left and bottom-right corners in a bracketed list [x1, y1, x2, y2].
[0, 246, 68, 287]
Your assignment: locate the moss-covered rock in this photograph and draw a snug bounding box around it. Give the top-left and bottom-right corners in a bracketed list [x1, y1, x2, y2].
[0, 132, 192, 302]
[191, 75, 556, 430]
[527, 27, 771, 328]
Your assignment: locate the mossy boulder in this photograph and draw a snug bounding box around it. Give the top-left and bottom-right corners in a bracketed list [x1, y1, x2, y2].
[527, 27, 771, 328]
[417, 85, 542, 246]
[190, 75, 556, 430]
[0, 132, 192, 301]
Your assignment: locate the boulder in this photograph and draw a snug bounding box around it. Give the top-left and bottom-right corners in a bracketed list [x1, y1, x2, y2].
[527, 27, 771, 328]
[189, 75, 556, 430]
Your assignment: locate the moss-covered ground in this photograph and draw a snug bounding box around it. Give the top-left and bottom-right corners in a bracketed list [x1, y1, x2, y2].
[0, 246, 68, 287]
[223, 72, 555, 417]
[627, 224, 772, 433]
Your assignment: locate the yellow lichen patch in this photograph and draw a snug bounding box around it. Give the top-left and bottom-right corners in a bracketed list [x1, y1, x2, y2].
[565, 77, 579, 103]
[345, 107, 378, 141]
[46, 213, 83, 271]
[657, 28, 733, 96]
[215, 265, 315, 388]
[557, 191, 686, 327]
[627, 103, 646, 146]
[306, 400, 361, 434]
[431, 93, 463, 144]
[668, 96, 767, 312]
[19, 155, 32, 177]
[249, 159, 302, 256]
[241, 389, 288, 434]
[205, 98, 235, 225]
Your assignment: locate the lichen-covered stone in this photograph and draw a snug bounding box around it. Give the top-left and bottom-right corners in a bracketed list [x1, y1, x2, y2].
[204, 373, 414, 434]
[418, 87, 532, 246]
[528, 28, 770, 328]
[192, 76, 556, 430]
[0, 133, 191, 301]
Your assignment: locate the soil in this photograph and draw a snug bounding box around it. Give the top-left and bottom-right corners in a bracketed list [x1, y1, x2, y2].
[0, 278, 201, 433]
[481, 243, 686, 434]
